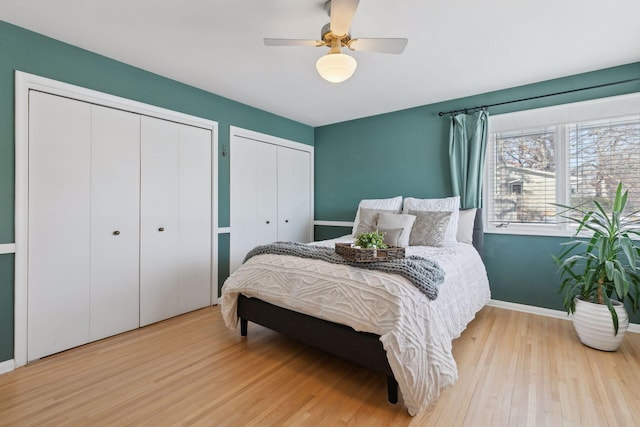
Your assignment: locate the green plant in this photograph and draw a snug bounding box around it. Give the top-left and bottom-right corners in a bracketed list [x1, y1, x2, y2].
[553, 182, 640, 334]
[355, 230, 387, 249]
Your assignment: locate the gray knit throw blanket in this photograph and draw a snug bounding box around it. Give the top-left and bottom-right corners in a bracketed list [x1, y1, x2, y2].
[243, 242, 445, 300]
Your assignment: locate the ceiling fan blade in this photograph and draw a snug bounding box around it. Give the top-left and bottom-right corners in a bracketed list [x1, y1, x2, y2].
[264, 38, 323, 47]
[349, 38, 408, 54]
[330, 0, 359, 37]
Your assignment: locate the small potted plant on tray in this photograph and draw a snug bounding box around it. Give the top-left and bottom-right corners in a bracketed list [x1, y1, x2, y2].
[553, 182, 640, 351]
[355, 230, 387, 250]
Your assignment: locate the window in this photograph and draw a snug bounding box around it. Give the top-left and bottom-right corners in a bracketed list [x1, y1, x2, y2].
[509, 181, 522, 195]
[485, 93, 640, 235]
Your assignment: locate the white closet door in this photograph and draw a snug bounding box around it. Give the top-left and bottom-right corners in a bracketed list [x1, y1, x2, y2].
[256, 142, 278, 243]
[177, 125, 212, 313]
[28, 91, 91, 361]
[230, 137, 256, 273]
[230, 137, 277, 273]
[140, 117, 212, 325]
[90, 105, 141, 340]
[140, 116, 181, 326]
[277, 146, 311, 243]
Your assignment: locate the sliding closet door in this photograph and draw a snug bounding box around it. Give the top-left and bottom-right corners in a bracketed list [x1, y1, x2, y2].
[140, 116, 212, 326]
[28, 91, 91, 361]
[90, 105, 140, 341]
[277, 146, 311, 243]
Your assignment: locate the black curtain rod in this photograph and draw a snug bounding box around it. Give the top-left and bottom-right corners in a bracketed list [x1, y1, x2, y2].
[437, 77, 640, 117]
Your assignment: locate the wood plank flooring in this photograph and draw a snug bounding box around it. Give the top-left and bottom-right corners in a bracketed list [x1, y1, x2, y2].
[1, 305, 639, 426]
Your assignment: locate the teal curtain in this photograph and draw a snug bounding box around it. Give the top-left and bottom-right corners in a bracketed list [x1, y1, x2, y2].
[449, 110, 489, 209]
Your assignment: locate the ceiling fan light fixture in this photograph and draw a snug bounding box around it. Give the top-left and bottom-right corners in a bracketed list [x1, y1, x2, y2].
[316, 52, 357, 83]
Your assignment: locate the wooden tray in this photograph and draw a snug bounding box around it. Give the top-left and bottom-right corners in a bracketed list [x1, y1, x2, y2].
[335, 243, 405, 263]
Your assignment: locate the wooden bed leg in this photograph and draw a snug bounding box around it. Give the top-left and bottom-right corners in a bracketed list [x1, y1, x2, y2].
[240, 318, 248, 337]
[387, 376, 398, 404]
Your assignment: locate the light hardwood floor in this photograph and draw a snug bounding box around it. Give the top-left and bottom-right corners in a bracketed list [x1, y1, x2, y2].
[1, 305, 639, 426]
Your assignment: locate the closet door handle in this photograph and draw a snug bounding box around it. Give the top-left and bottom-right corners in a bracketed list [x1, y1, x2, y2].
[113, 230, 121, 236]
[265, 221, 270, 225]
[158, 227, 165, 232]
[285, 219, 289, 223]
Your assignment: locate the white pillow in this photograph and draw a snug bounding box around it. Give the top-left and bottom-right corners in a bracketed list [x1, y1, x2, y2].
[352, 196, 403, 236]
[457, 208, 477, 244]
[377, 213, 417, 247]
[354, 207, 397, 236]
[402, 196, 460, 243]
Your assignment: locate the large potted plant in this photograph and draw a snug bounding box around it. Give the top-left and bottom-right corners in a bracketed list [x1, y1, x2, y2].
[553, 182, 640, 351]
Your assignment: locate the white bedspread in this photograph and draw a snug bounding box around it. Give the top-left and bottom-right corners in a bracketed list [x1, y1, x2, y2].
[221, 237, 491, 415]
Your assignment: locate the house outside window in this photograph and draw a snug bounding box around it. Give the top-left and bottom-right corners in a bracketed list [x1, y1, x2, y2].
[485, 92, 640, 236]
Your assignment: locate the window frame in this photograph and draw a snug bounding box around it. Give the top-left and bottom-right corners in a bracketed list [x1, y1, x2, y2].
[484, 91, 640, 237]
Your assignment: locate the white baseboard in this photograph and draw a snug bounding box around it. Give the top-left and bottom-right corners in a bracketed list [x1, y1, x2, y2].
[488, 299, 640, 334]
[0, 359, 15, 375]
[488, 299, 571, 320]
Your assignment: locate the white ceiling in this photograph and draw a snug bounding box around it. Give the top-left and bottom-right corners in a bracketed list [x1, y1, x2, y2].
[2, 0, 639, 127]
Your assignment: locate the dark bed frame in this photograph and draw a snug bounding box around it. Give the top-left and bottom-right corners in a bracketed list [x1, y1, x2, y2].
[237, 209, 483, 404]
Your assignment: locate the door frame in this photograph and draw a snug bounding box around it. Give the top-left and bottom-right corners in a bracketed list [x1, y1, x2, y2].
[229, 126, 314, 272]
[14, 71, 219, 368]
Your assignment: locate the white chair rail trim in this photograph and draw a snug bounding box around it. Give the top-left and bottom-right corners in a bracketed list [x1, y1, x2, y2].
[0, 244, 16, 254]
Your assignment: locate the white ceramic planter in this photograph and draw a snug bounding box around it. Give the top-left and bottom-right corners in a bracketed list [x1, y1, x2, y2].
[573, 296, 629, 351]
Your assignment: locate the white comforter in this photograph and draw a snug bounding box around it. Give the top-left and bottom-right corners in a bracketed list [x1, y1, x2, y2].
[221, 237, 491, 415]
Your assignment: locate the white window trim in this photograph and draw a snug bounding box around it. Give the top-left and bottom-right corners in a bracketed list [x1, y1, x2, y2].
[484, 91, 640, 237]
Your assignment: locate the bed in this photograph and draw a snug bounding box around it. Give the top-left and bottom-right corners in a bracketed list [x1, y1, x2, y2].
[221, 206, 490, 416]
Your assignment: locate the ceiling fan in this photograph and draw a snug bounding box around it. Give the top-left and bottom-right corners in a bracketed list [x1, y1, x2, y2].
[264, 0, 408, 83]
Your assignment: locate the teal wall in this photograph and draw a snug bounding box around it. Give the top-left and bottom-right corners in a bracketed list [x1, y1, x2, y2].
[315, 61, 640, 324]
[0, 255, 13, 361]
[0, 21, 313, 363]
